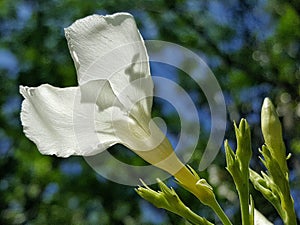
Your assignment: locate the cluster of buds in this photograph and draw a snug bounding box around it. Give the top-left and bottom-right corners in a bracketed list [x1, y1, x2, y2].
[250, 98, 296, 225]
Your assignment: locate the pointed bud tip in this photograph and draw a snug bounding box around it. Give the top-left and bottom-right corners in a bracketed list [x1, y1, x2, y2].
[261, 98, 277, 123]
[262, 97, 274, 110]
[240, 118, 246, 124]
[239, 118, 248, 132]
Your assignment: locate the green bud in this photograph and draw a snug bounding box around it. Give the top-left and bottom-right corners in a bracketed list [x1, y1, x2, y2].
[261, 98, 288, 174]
[157, 178, 181, 209]
[260, 145, 287, 183]
[249, 169, 281, 213]
[224, 140, 235, 168]
[135, 180, 167, 209]
[234, 119, 252, 169]
[136, 179, 213, 225]
[224, 140, 241, 180]
[249, 169, 277, 202]
[195, 179, 216, 206]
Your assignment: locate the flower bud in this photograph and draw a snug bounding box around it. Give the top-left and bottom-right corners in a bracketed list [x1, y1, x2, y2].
[224, 140, 241, 179]
[235, 119, 252, 168]
[195, 179, 216, 206]
[136, 179, 213, 225]
[261, 98, 287, 174]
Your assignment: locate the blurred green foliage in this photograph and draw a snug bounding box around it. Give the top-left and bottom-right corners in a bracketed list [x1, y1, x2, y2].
[0, 0, 299, 224]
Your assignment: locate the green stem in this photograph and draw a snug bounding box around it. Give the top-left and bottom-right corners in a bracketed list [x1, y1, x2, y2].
[237, 162, 251, 225]
[282, 192, 297, 225]
[181, 206, 214, 225]
[237, 184, 250, 225]
[208, 198, 233, 225]
[174, 165, 232, 225]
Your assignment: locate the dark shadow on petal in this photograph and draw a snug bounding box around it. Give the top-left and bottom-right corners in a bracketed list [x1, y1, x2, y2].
[125, 53, 147, 83]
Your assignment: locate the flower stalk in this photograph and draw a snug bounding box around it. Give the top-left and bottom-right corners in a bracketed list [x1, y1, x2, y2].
[225, 119, 252, 225]
[176, 166, 233, 225]
[250, 98, 296, 225]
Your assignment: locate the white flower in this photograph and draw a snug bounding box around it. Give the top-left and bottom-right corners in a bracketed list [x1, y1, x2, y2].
[20, 13, 187, 176]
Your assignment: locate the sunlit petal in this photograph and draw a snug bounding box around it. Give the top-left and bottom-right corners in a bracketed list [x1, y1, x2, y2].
[20, 84, 119, 157]
[65, 12, 153, 122]
[20, 84, 81, 157]
[80, 79, 122, 111]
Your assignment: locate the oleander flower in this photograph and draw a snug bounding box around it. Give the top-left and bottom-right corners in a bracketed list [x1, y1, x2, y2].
[19, 13, 197, 182]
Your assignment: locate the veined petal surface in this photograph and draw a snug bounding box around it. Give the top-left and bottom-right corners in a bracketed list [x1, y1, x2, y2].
[65, 13, 153, 123]
[20, 84, 119, 157]
[20, 84, 80, 157]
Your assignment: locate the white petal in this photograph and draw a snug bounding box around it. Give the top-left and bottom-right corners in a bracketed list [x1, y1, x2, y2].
[115, 76, 153, 125]
[65, 12, 153, 121]
[64, 13, 149, 82]
[80, 79, 122, 111]
[20, 84, 118, 157]
[108, 108, 165, 153]
[254, 209, 273, 225]
[107, 108, 182, 175]
[20, 84, 79, 157]
[80, 77, 152, 126]
[79, 79, 155, 153]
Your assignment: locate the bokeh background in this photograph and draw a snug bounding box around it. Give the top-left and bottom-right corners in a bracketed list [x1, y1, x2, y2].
[0, 0, 299, 224]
